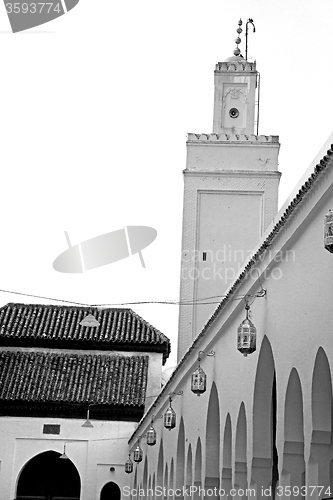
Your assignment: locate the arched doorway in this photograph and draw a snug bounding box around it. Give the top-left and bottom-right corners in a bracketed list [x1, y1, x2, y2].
[16, 450, 81, 500]
[100, 481, 121, 500]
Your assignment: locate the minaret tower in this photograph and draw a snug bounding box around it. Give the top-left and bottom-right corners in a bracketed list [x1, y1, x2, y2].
[177, 20, 281, 361]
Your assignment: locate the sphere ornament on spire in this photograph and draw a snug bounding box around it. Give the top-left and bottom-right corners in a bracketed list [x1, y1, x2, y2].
[233, 19, 243, 57]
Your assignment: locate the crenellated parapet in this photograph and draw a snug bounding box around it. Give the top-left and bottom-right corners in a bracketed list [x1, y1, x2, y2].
[187, 133, 279, 144]
[215, 60, 256, 72]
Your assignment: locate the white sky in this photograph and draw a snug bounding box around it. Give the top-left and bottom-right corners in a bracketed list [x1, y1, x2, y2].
[0, 0, 332, 368]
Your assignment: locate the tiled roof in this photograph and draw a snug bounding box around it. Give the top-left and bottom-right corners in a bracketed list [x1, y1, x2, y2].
[0, 350, 148, 418]
[130, 143, 333, 440]
[0, 303, 170, 363]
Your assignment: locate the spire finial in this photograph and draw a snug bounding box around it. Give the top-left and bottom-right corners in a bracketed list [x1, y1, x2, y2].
[245, 18, 256, 60]
[234, 19, 243, 57]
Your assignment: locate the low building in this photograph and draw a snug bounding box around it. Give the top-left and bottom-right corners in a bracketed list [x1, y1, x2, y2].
[0, 302, 170, 500]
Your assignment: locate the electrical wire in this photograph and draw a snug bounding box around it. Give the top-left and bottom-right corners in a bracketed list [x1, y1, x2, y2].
[0, 288, 264, 307]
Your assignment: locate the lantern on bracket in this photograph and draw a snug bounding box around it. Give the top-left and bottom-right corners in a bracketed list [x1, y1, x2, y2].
[133, 441, 143, 463]
[164, 396, 176, 431]
[125, 454, 133, 474]
[191, 350, 215, 396]
[237, 297, 256, 356]
[146, 424, 156, 446]
[324, 209, 333, 253]
[146, 417, 157, 446]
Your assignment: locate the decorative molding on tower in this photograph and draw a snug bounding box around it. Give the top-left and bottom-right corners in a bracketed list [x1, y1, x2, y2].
[215, 60, 256, 72]
[187, 133, 279, 143]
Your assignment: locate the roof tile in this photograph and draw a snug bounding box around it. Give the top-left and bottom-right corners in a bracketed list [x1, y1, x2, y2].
[0, 303, 170, 363]
[0, 350, 148, 408]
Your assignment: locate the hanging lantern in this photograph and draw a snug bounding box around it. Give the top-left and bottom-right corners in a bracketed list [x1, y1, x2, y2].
[164, 397, 176, 431]
[133, 443, 143, 462]
[125, 455, 133, 474]
[237, 303, 256, 356]
[80, 314, 100, 327]
[324, 209, 333, 253]
[191, 364, 207, 396]
[146, 424, 156, 446]
[190, 350, 214, 396]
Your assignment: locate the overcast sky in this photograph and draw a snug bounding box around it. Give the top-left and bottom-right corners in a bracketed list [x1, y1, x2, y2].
[0, 0, 332, 367]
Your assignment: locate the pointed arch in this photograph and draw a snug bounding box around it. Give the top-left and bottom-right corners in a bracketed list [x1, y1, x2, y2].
[148, 476, 152, 500]
[164, 462, 168, 497]
[283, 368, 305, 489]
[235, 402, 247, 489]
[194, 438, 202, 484]
[143, 457, 148, 495]
[221, 414, 232, 494]
[186, 444, 193, 488]
[16, 450, 81, 500]
[176, 417, 185, 489]
[169, 458, 174, 491]
[157, 441, 164, 488]
[100, 482, 121, 500]
[134, 467, 138, 492]
[251, 336, 276, 494]
[253, 336, 275, 458]
[312, 347, 332, 437]
[205, 382, 220, 491]
[311, 348, 332, 489]
[284, 368, 304, 443]
[152, 474, 156, 500]
[236, 402, 247, 462]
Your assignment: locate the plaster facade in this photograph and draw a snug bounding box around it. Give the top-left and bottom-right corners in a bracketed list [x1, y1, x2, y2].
[0, 416, 135, 500]
[178, 59, 281, 360]
[129, 132, 333, 500]
[0, 305, 169, 500]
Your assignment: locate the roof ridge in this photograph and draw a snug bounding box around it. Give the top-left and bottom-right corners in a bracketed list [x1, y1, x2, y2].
[1, 303, 132, 312]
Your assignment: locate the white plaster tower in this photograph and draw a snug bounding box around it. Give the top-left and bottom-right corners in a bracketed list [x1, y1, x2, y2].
[177, 20, 281, 361]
